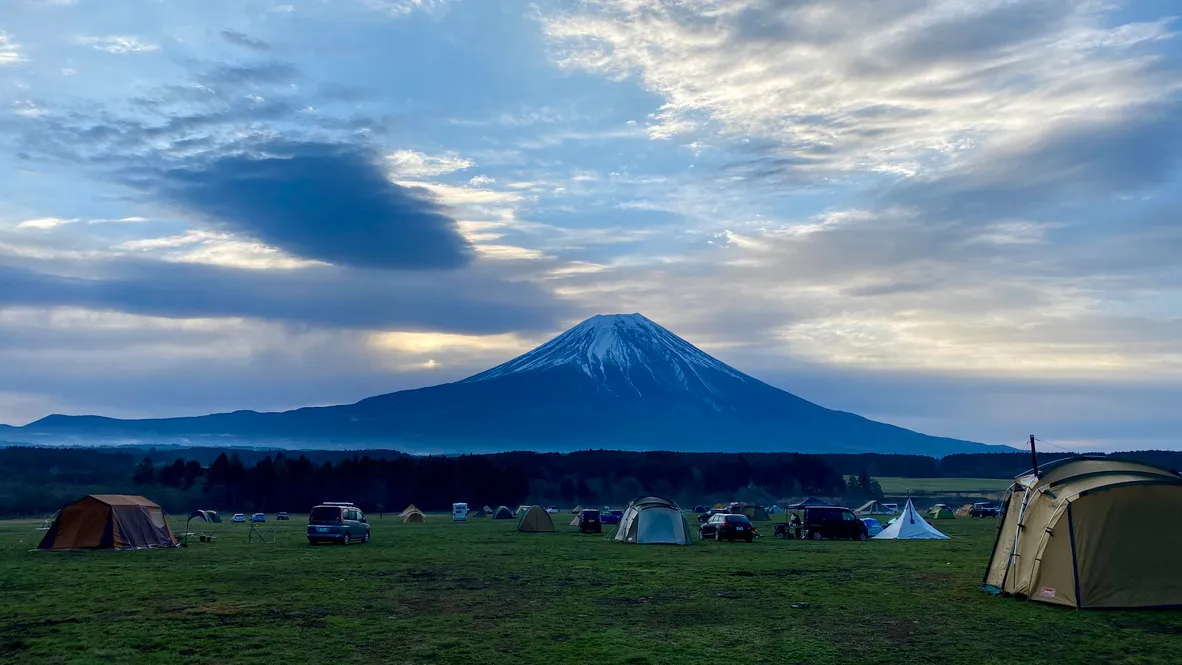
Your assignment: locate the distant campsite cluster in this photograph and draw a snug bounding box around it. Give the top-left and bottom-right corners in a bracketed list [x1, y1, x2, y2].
[31, 455, 1182, 609]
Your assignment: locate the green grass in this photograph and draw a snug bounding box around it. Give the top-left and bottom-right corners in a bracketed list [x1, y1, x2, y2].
[875, 477, 1013, 495]
[2, 514, 1180, 664]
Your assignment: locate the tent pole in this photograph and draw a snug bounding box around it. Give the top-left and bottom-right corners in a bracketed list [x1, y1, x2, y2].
[1029, 435, 1040, 478]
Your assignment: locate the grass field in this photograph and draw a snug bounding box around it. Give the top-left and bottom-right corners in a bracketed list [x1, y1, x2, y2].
[2, 514, 1180, 665]
[875, 477, 1013, 495]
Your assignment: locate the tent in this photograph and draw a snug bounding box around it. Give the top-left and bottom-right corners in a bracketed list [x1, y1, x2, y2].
[928, 505, 955, 520]
[402, 510, 425, 523]
[712, 503, 725, 509]
[399, 504, 420, 518]
[855, 500, 892, 516]
[569, 514, 582, 527]
[861, 518, 883, 537]
[516, 505, 530, 516]
[614, 496, 692, 545]
[873, 499, 949, 540]
[882, 503, 899, 513]
[767, 505, 782, 515]
[187, 509, 221, 523]
[955, 503, 974, 517]
[741, 505, 770, 521]
[786, 497, 833, 510]
[571, 505, 582, 514]
[693, 505, 706, 513]
[472, 507, 488, 518]
[517, 505, 555, 532]
[482, 505, 493, 514]
[39, 495, 177, 550]
[983, 456, 1182, 609]
[493, 506, 514, 519]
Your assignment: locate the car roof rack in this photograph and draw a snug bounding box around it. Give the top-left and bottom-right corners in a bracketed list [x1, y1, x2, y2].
[321, 501, 356, 506]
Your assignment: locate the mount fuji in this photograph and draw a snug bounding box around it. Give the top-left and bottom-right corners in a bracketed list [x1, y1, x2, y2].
[8, 313, 993, 454]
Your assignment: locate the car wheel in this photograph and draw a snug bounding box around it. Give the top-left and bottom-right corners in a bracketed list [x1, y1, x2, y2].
[811, 531, 823, 541]
[341, 533, 351, 546]
[363, 531, 370, 544]
[856, 532, 868, 541]
[714, 531, 721, 542]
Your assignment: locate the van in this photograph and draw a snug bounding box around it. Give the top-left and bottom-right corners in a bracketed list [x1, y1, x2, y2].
[452, 502, 469, 521]
[307, 503, 370, 545]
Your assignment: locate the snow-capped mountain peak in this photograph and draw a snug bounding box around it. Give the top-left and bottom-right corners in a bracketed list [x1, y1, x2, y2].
[461, 313, 750, 394]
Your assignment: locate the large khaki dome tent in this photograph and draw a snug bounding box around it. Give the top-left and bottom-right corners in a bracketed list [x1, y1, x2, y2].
[39, 495, 177, 550]
[614, 496, 692, 545]
[984, 457, 1182, 609]
[517, 505, 555, 532]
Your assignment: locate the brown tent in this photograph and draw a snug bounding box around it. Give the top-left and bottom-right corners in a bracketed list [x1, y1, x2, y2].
[517, 505, 555, 533]
[402, 510, 426, 523]
[39, 495, 177, 550]
[984, 456, 1182, 609]
[399, 504, 420, 518]
[955, 503, 974, 517]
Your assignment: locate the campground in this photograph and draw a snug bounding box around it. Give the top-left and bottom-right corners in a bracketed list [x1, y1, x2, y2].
[2, 514, 1180, 665]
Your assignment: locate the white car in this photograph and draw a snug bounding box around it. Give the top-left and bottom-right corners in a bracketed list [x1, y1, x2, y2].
[452, 502, 469, 521]
[546, 506, 559, 514]
[230, 513, 246, 523]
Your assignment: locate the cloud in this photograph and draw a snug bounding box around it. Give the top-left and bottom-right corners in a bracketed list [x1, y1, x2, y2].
[387, 150, 473, 177]
[0, 31, 24, 66]
[544, 0, 1182, 177]
[147, 141, 474, 270]
[15, 217, 79, 230]
[220, 30, 271, 52]
[0, 256, 568, 333]
[196, 62, 299, 86]
[80, 36, 160, 54]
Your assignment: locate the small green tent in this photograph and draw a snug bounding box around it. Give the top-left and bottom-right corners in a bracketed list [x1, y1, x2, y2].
[741, 505, 770, 521]
[928, 505, 955, 520]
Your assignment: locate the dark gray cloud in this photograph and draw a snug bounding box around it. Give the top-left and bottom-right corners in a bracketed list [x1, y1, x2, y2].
[220, 29, 271, 52]
[0, 257, 565, 333]
[144, 141, 473, 270]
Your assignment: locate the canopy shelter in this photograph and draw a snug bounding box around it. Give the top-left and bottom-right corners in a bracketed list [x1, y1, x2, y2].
[399, 504, 420, 518]
[614, 496, 692, 545]
[874, 499, 949, 540]
[855, 501, 892, 516]
[984, 456, 1182, 609]
[39, 494, 177, 550]
[785, 497, 833, 510]
[493, 506, 514, 519]
[928, 505, 956, 520]
[517, 505, 555, 532]
[402, 510, 426, 523]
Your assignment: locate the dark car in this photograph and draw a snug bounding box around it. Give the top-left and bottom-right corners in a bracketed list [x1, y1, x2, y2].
[601, 509, 624, 525]
[970, 502, 1001, 518]
[699, 513, 754, 542]
[802, 506, 869, 541]
[698, 508, 729, 523]
[578, 509, 602, 534]
[276, 512, 290, 521]
[307, 503, 370, 545]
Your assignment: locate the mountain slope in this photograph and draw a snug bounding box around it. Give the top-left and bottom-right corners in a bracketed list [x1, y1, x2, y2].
[11, 313, 994, 454]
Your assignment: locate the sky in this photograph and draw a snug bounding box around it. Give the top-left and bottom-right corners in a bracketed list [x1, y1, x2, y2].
[0, 0, 1180, 452]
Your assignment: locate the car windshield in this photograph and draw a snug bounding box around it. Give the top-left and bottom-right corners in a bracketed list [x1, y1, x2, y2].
[309, 506, 341, 522]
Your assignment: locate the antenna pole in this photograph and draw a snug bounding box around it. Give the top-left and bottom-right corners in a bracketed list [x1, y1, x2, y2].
[1029, 434, 1040, 478]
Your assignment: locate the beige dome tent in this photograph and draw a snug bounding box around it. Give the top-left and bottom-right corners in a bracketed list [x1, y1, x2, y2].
[399, 504, 420, 518]
[614, 496, 692, 545]
[39, 495, 177, 550]
[402, 510, 426, 523]
[955, 503, 974, 517]
[984, 456, 1182, 609]
[517, 505, 554, 532]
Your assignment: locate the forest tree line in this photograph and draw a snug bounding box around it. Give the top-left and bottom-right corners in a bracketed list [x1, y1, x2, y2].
[2, 445, 1178, 517]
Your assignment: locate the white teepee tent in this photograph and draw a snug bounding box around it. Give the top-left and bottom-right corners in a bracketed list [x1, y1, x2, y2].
[873, 498, 949, 540]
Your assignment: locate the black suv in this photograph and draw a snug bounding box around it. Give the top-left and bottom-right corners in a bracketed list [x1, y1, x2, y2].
[578, 509, 602, 534]
[699, 513, 754, 542]
[802, 506, 868, 541]
[970, 502, 1001, 518]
